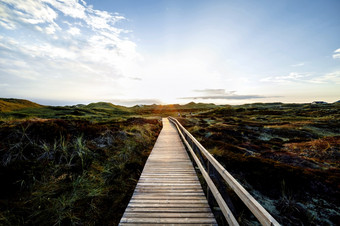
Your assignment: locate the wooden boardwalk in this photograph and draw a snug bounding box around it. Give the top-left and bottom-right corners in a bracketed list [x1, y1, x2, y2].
[119, 118, 217, 225]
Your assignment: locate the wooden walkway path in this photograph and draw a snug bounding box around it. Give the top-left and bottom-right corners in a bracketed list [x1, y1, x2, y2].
[119, 118, 217, 225]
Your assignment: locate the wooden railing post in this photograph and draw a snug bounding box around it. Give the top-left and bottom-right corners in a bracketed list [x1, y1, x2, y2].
[194, 145, 207, 170]
[211, 165, 237, 217]
[207, 161, 212, 205]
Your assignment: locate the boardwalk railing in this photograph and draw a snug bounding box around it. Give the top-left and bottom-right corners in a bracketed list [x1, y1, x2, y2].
[168, 116, 280, 226]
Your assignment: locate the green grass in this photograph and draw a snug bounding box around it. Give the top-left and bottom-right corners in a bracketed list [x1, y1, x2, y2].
[0, 98, 42, 112]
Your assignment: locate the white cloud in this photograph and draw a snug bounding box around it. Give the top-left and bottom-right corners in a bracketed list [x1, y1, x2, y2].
[0, 3, 17, 29]
[45, 23, 59, 34]
[194, 89, 232, 95]
[1, 0, 58, 26]
[261, 71, 340, 86]
[43, 0, 86, 19]
[35, 25, 43, 32]
[0, 0, 140, 101]
[310, 71, 340, 85]
[261, 72, 310, 83]
[67, 27, 80, 35]
[333, 48, 340, 59]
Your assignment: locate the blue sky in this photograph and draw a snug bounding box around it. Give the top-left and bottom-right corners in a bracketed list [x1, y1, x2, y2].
[0, 0, 339, 106]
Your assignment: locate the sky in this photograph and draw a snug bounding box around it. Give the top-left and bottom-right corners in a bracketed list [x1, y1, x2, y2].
[0, 0, 339, 106]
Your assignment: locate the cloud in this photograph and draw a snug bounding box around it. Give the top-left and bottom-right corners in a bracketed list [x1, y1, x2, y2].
[180, 95, 267, 100]
[309, 71, 340, 85]
[261, 71, 340, 85]
[193, 89, 236, 95]
[261, 72, 310, 83]
[180, 90, 270, 100]
[333, 48, 340, 59]
[43, 0, 86, 19]
[107, 98, 162, 106]
[0, 0, 135, 57]
[67, 27, 80, 35]
[0, 0, 140, 100]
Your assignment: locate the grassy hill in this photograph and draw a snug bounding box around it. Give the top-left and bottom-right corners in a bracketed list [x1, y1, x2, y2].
[84, 102, 132, 114]
[0, 99, 135, 121]
[132, 102, 220, 115]
[0, 98, 42, 112]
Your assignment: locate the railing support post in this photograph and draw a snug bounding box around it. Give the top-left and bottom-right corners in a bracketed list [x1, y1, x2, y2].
[207, 161, 212, 205]
[211, 166, 237, 217]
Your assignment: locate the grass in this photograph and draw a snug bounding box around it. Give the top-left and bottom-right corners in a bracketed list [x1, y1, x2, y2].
[0, 98, 42, 112]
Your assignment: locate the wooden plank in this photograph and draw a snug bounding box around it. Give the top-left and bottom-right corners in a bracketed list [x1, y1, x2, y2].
[127, 203, 209, 208]
[123, 212, 214, 218]
[129, 199, 209, 204]
[124, 207, 212, 213]
[134, 189, 204, 193]
[139, 177, 199, 181]
[140, 174, 197, 177]
[131, 196, 206, 200]
[120, 217, 217, 224]
[135, 186, 202, 190]
[120, 224, 217, 226]
[132, 192, 205, 197]
[137, 183, 201, 186]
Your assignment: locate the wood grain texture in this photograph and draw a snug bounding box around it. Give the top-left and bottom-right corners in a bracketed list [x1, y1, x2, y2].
[119, 118, 217, 226]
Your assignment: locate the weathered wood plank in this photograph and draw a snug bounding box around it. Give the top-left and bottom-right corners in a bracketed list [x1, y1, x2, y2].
[134, 189, 204, 193]
[127, 203, 210, 208]
[124, 207, 212, 213]
[120, 217, 217, 224]
[120, 224, 217, 226]
[137, 183, 201, 186]
[129, 199, 209, 204]
[132, 192, 206, 197]
[123, 212, 215, 218]
[131, 196, 206, 200]
[139, 178, 199, 181]
[140, 174, 197, 177]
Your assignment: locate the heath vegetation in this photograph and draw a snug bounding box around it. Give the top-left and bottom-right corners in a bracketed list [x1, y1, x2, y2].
[0, 98, 339, 225]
